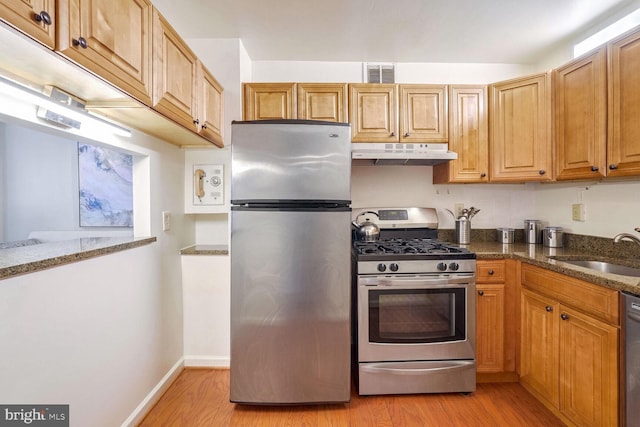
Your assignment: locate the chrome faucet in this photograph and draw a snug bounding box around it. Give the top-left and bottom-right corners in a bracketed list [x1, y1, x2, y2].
[613, 227, 640, 246]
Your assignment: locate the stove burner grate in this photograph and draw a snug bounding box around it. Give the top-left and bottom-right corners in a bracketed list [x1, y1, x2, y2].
[354, 238, 467, 256]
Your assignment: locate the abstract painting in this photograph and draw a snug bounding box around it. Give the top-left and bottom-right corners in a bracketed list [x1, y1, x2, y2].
[78, 143, 133, 227]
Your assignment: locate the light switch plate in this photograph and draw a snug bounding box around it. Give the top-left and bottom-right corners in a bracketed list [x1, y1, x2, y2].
[572, 204, 585, 221]
[162, 211, 171, 231]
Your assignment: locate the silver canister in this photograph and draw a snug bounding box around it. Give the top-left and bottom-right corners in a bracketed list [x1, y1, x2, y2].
[455, 218, 471, 245]
[543, 226, 564, 248]
[497, 228, 514, 244]
[524, 219, 542, 244]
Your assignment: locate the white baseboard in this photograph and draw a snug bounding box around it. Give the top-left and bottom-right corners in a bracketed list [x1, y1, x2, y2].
[184, 355, 230, 368]
[121, 357, 185, 427]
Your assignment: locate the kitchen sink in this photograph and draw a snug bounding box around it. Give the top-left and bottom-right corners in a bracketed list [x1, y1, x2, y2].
[556, 259, 640, 277]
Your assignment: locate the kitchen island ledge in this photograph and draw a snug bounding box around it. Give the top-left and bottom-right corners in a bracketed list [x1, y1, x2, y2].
[0, 236, 157, 280]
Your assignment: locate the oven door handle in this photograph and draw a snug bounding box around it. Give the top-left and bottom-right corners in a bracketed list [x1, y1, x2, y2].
[368, 277, 472, 288]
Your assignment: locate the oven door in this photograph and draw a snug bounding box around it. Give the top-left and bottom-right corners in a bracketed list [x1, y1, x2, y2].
[357, 274, 475, 362]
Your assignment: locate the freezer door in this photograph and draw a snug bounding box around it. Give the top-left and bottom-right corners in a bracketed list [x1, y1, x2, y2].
[230, 208, 351, 404]
[231, 121, 351, 202]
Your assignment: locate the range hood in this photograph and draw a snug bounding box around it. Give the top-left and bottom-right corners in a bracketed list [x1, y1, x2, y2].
[351, 142, 458, 165]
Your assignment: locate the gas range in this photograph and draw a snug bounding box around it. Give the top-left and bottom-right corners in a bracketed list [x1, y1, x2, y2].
[351, 207, 477, 395]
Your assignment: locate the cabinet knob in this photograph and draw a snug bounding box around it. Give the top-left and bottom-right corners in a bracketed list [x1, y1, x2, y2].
[201, 124, 207, 129]
[404, 132, 410, 137]
[72, 37, 88, 49]
[591, 166, 599, 172]
[609, 164, 618, 170]
[478, 290, 484, 296]
[193, 119, 200, 125]
[538, 170, 546, 175]
[33, 10, 52, 26]
[390, 132, 395, 137]
[480, 173, 487, 178]
[545, 305, 553, 312]
[488, 270, 494, 275]
[561, 313, 569, 320]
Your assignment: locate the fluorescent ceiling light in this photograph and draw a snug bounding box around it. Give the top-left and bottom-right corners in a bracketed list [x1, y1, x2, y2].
[0, 75, 131, 137]
[574, 8, 640, 57]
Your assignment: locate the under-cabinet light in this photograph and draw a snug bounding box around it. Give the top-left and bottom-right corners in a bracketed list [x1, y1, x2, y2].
[0, 75, 131, 137]
[574, 7, 640, 57]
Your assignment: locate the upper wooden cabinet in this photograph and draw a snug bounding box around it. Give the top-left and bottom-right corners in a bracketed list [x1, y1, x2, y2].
[297, 83, 348, 122]
[554, 47, 607, 180]
[433, 85, 488, 183]
[197, 61, 223, 146]
[608, 27, 640, 177]
[0, 0, 55, 49]
[243, 83, 296, 120]
[152, 8, 197, 130]
[57, 0, 153, 106]
[489, 72, 553, 182]
[348, 83, 448, 143]
[399, 84, 448, 142]
[349, 83, 397, 142]
[151, 8, 223, 147]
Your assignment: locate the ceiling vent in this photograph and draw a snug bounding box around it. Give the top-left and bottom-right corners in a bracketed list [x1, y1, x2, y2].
[364, 63, 395, 83]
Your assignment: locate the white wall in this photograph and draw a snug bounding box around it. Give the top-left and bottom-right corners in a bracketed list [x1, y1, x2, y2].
[0, 124, 194, 426]
[0, 122, 5, 241]
[251, 61, 532, 84]
[352, 162, 536, 229]
[533, 180, 640, 238]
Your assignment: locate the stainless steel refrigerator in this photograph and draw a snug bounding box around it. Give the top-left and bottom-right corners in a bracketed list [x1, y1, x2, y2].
[230, 120, 352, 404]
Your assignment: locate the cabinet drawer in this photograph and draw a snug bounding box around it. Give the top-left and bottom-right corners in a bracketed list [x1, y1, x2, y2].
[521, 263, 619, 325]
[477, 260, 506, 283]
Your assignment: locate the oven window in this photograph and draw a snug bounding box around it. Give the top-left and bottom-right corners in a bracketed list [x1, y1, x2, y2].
[368, 288, 466, 343]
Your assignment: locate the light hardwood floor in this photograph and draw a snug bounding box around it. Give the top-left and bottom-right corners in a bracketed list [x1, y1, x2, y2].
[139, 369, 565, 426]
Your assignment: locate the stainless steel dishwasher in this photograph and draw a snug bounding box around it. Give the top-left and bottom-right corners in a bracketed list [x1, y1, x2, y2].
[624, 292, 640, 427]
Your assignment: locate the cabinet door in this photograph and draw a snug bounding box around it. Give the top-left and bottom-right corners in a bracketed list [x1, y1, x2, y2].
[243, 83, 296, 120]
[555, 47, 607, 180]
[520, 289, 559, 406]
[608, 27, 640, 177]
[476, 284, 505, 373]
[349, 84, 397, 142]
[57, 0, 152, 105]
[152, 7, 197, 130]
[558, 306, 619, 427]
[490, 73, 553, 182]
[434, 86, 488, 183]
[297, 83, 348, 122]
[196, 62, 223, 147]
[0, 0, 55, 48]
[399, 84, 447, 142]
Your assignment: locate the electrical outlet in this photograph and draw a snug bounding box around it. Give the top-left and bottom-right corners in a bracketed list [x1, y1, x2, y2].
[572, 204, 586, 222]
[454, 203, 464, 217]
[162, 211, 171, 231]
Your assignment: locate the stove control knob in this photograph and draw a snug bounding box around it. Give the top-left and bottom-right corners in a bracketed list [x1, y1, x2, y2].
[437, 262, 447, 271]
[377, 263, 387, 272]
[449, 262, 460, 271]
[389, 263, 399, 272]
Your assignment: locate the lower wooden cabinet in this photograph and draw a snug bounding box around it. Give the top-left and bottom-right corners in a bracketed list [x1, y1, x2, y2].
[520, 264, 619, 427]
[475, 259, 517, 379]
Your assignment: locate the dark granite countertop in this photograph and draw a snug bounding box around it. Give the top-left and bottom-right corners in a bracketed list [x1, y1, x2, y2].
[463, 241, 640, 295]
[0, 236, 156, 280]
[180, 245, 229, 255]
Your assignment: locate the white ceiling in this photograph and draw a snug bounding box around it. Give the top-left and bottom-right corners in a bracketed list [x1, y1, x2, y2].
[151, 0, 637, 64]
